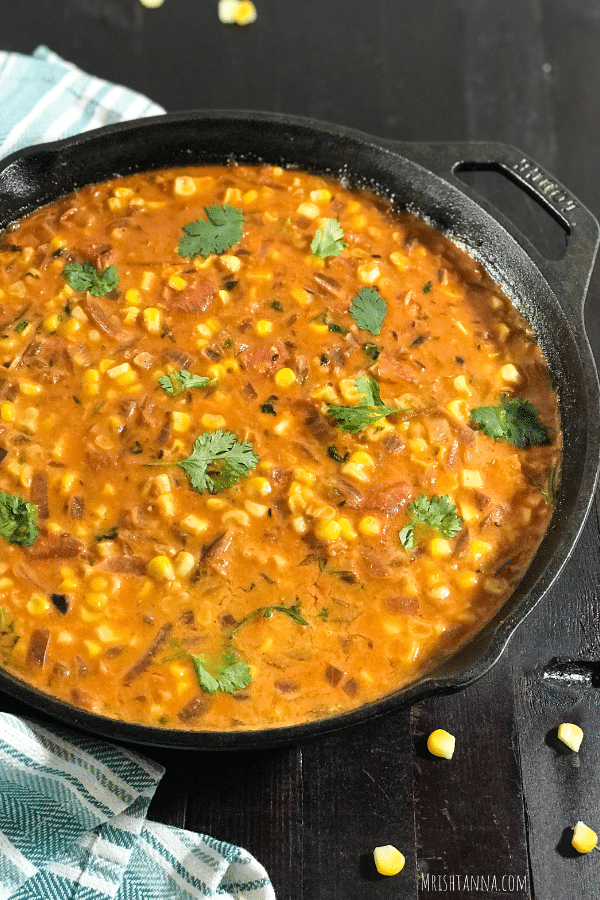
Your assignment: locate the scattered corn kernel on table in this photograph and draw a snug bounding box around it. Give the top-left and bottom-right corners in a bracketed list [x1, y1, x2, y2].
[4, 2, 600, 898]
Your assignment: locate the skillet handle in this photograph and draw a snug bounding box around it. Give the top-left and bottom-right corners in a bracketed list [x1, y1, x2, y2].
[390, 141, 599, 322]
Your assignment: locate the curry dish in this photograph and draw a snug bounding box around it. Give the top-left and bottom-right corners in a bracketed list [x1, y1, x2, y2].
[0, 164, 561, 731]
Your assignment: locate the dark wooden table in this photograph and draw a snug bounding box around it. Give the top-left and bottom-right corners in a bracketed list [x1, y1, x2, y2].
[4, 2, 600, 897]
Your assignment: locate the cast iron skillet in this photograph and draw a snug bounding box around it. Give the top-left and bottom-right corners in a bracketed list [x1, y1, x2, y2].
[0, 111, 598, 749]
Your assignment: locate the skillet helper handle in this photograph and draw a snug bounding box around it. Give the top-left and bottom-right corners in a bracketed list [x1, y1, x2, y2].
[396, 141, 600, 322]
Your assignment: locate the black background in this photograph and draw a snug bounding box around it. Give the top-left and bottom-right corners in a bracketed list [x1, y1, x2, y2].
[4, 2, 600, 898]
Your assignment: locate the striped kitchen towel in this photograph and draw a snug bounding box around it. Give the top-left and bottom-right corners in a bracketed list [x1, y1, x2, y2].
[0, 45, 164, 160]
[0, 47, 275, 899]
[0, 713, 275, 899]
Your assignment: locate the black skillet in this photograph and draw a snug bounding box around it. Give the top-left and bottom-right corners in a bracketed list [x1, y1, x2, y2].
[0, 111, 598, 749]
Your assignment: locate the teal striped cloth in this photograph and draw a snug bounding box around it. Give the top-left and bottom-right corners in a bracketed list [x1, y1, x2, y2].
[0, 47, 275, 900]
[0, 45, 164, 158]
[0, 714, 275, 899]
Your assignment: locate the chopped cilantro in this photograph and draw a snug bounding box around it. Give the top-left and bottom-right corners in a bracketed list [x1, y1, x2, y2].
[349, 286, 387, 335]
[327, 322, 350, 335]
[311, 218, 347, 258]
[175, 430, 260, 494]
[230, 600, 308, 639]
[260, 402, 277, 416]
[271, 300, 284, 312]
[422, 281, 433, 294]
[540, 462, 561, 504]
[63, 262, 119, 297]
[399, 494, 463, 550]
[0, 490, 38, 547]
[318, 608, 329, 621]
[327, 375, 404, 434]
[189, 649, 252, 694]
[327, 444, 347, 463]
[364, 342, 381, 361]
[14, 320, 29, 333]
[158, 369, 216, 397]
[93, 526, 118, 543]
[178, 205, 244, 259]
[470, 395, 550, 448]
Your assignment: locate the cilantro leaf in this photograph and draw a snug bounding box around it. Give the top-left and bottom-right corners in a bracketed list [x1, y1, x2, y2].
[178, 205, 244, 259]
[63, 262, 119, 297]
[399, 494, 463, 550]
[158, 369, 216, 397]
[311, 218, 347, 258]
[327, 375, 404, 434]
[189, 649, 252, 694]
[470, 395, 550, 448]
[0, 490, 38, 547]
[176, 430, 259, 494]
[349, 286, 387, 335]
[230, 599, 308, 639]
[422, 281, 433, 294]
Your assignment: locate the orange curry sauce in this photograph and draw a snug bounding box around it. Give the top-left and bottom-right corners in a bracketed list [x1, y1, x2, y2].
[0, 164, 561, 730]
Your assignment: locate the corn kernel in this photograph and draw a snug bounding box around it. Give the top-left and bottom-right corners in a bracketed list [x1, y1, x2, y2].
[291, 286, 312, 306]
[49, 236, 65, 252]
[168, 273, 187, 291]
[147, 555, 175, 582]
[20, 381, 42, 397]
[254, 319, 273, 337]
[142, 307, 162, 334]
[175, 550, 196, 578]
[572, 821, 598, 854]
[248, 476, 271, 497]
[337, 517, 357, 540]
[445, 398, 469, 423]
[291, 516, 308, 535]
[427, 728, 456, 759]
[62, 318, 82, 341]
[86, 592, 109, 610]
[358, 515, 381, 536]
[244, 500, 269, 517]
[349, 450, 375, 469]
[496, 323, 510, 342]
[358, 260, 381, 283]
[275, 367, 296, 388]
[460, 469, 484, 490]
[42, 313, 61, 334]
[140, 271, 155, 291]
[314, 519, 342, 542]
[310, 189, 331, 204]
[172, 411, 191, 433]
[558, 722, 584, 752]
[373, 845, 405, 877]
[297, 201, 320, 219]
[201, 413, 226, 429]
[470, 540, 492, 562]
[390, 251, 409, 271]
[220, 254, 241, 273]
[273, 417, 290, 435]
[309, 321, 329, 335]
[453, 374, 471, 395]
[293, 467, 316, 485]
[206, 497, 228, 510]
[0, 403, 14, 423]
[22, 408, 39, 434]
[125, 288, 141, 306]
[241, 189, 258, 204]
[499, 363, 522, 385]
[429, 537, 452, 558]
[27, 593, 50, 615]
[156, 493, 176, 517]
[341, 461, 370, 483]
[456, 570, 478, 589]
[181, 514, 209, 535]
[459, 502, 479, 524]
[174, 175, 197, 197]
